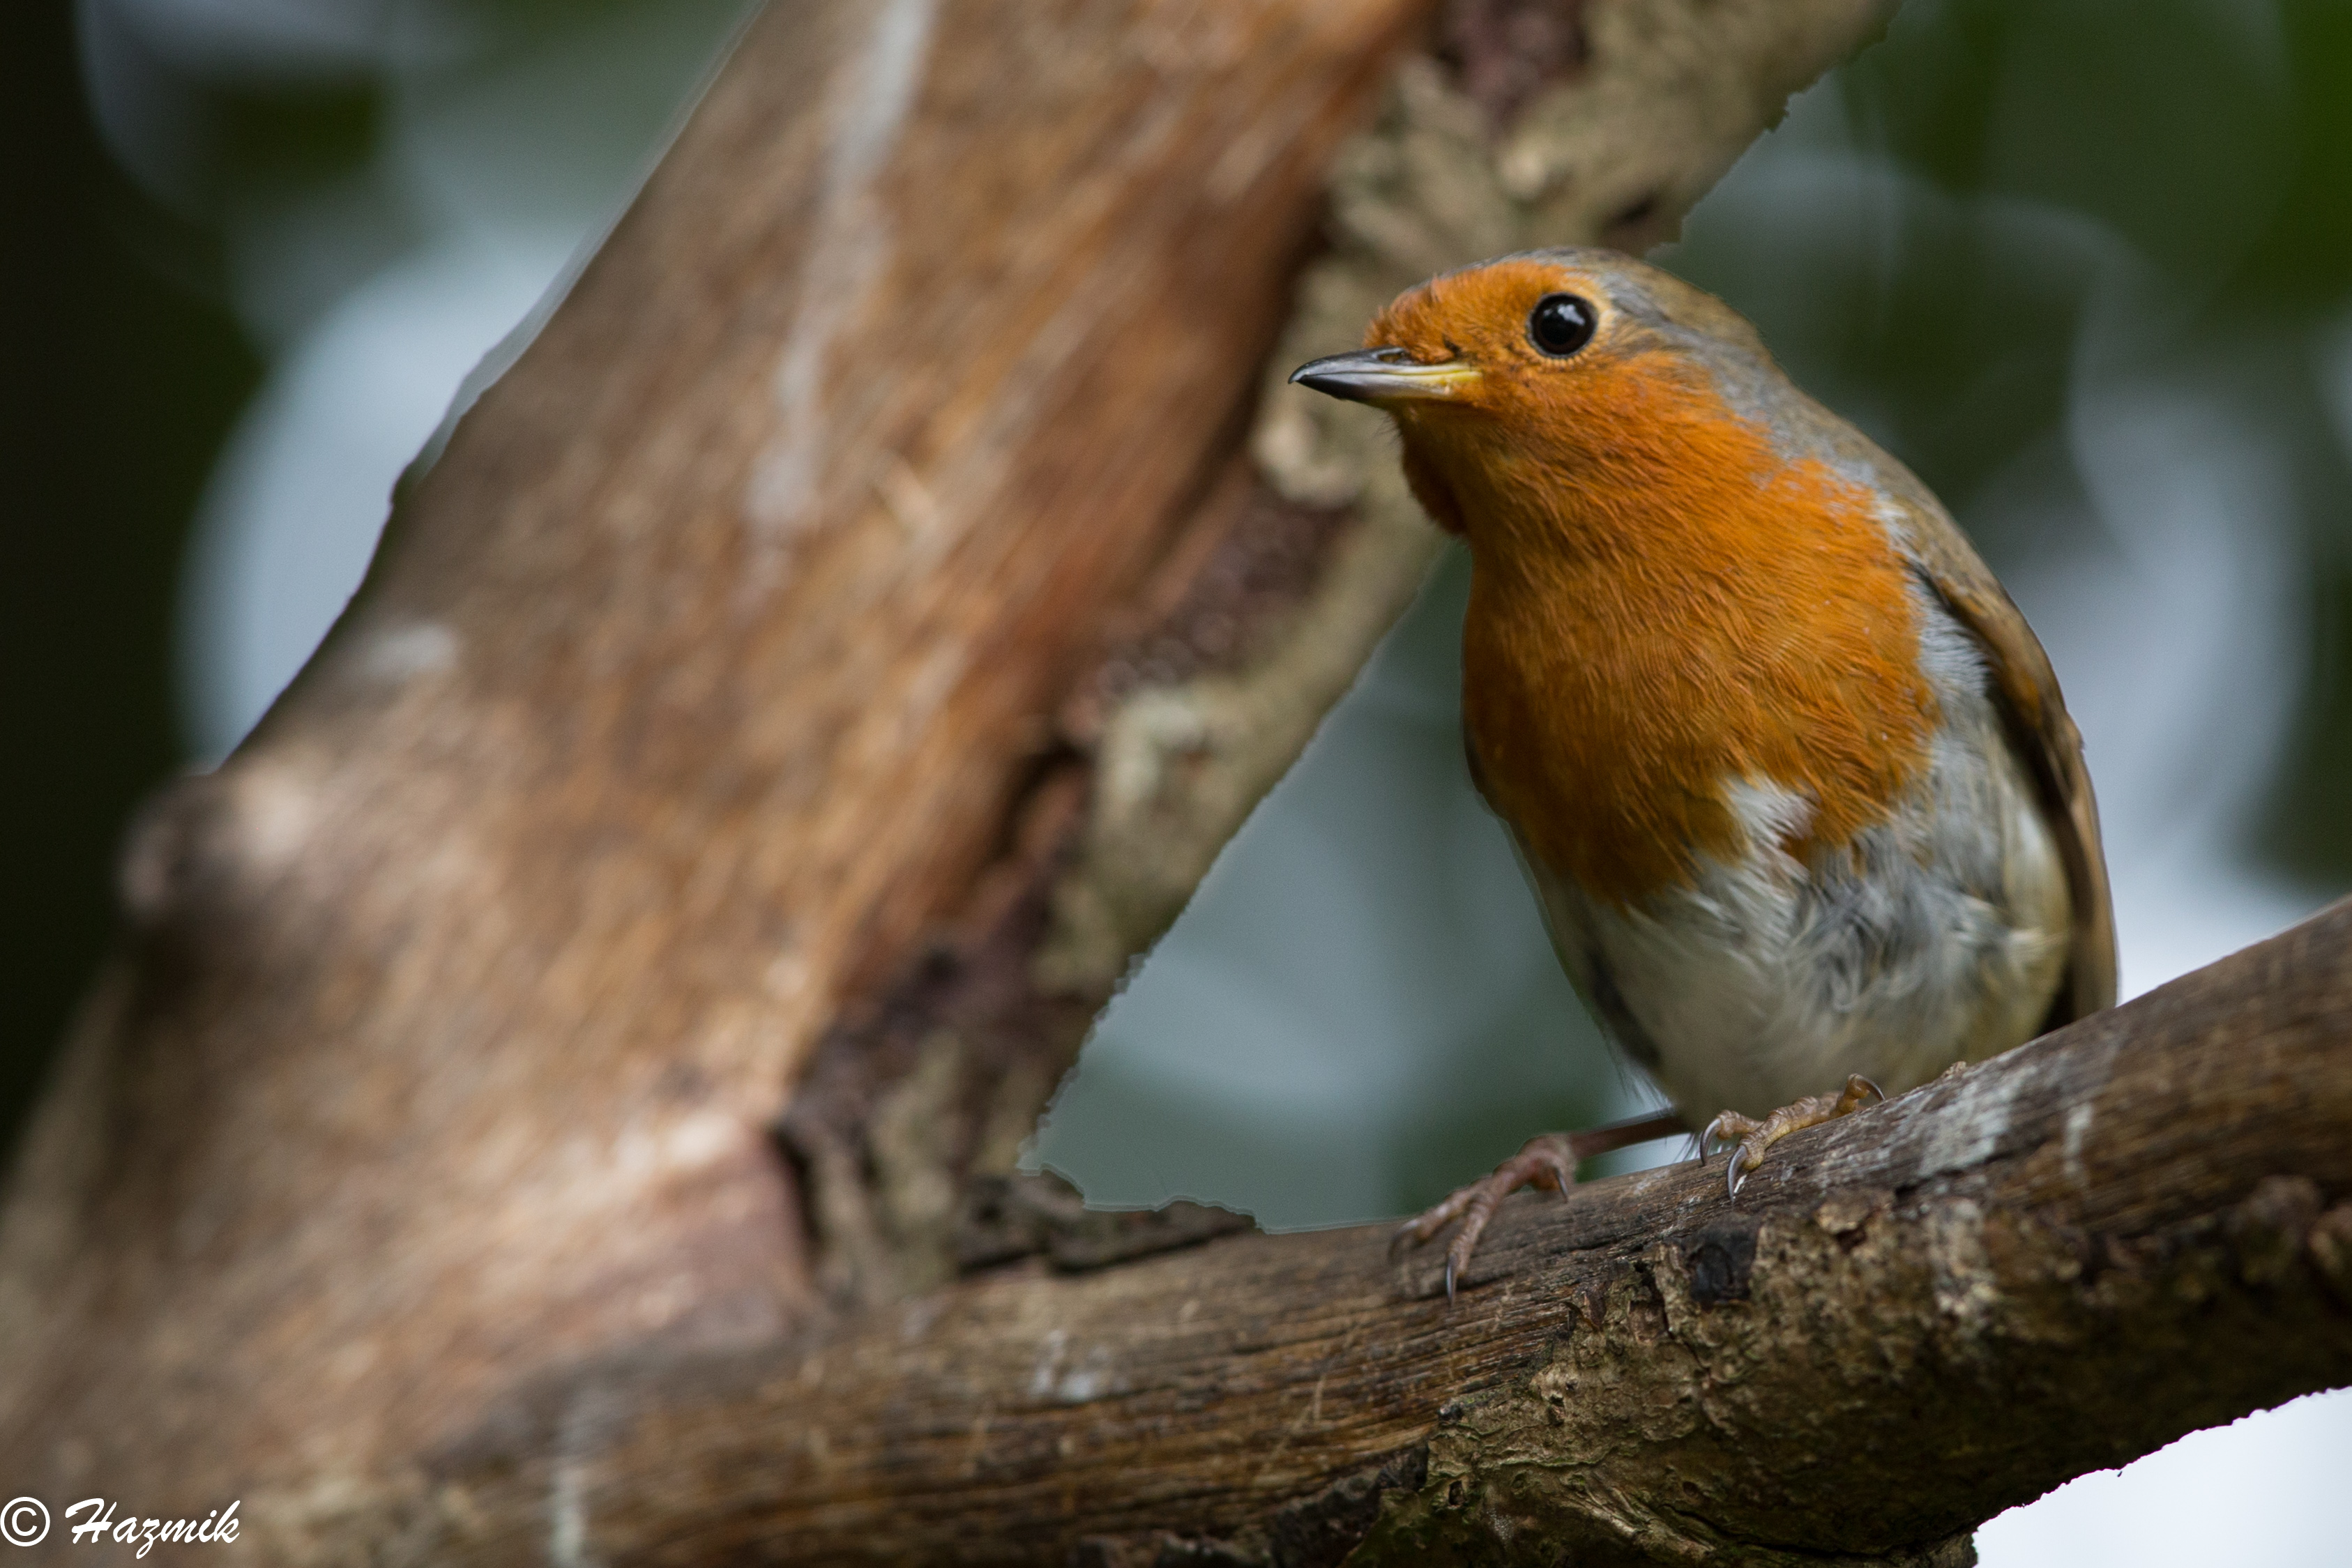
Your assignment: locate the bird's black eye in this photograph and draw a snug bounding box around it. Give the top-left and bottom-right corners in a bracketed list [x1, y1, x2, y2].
[1527, 293, 1598, 358]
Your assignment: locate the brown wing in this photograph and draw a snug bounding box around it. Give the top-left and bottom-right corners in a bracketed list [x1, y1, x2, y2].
[1751, 363, 2116, 1027]
[1895, 495, 2119, 1027]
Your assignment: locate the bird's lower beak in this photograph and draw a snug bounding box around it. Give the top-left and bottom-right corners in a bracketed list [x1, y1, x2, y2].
[1288, 348, 1480, 406]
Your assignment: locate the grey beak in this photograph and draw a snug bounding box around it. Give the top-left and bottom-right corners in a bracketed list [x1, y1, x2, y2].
[1289, 347, 1480, 404]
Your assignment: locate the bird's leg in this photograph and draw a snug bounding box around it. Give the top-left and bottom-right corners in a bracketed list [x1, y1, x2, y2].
[1392, 1111, 1686, 1301]
[1703, 1073, 1884, 1198]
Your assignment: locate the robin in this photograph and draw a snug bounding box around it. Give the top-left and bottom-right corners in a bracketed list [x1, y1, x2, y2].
[1290, 248, 2115, 1297]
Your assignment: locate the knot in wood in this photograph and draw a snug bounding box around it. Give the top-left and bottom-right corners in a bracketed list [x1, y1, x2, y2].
[1684, 1223, 1759, 1307]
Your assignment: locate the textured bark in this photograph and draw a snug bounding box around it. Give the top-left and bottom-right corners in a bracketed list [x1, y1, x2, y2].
[0, 0, 1432, 1530]
[368, 899, 2352, 1565]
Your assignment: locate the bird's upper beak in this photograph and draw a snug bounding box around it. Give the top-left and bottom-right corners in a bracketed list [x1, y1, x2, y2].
[1288, 347, 1480, 406]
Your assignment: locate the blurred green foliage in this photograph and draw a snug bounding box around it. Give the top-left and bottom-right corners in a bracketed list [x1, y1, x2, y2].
[1, 1, 261, 1156]
[1670, 0, 2352, 888]
[2238, 1, 2352, 309]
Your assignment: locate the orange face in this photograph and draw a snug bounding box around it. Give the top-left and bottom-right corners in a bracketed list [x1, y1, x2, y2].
[1366, 257, 1638, 429]
[1291, 251, 1941, 906]
[1347, 257, 1766, 550]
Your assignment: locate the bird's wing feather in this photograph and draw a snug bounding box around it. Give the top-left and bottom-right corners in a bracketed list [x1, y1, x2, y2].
[1892, 494, 2119, 1026]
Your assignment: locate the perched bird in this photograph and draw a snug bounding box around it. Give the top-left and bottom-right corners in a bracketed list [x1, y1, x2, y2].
[1290, 248, 2115, 1295]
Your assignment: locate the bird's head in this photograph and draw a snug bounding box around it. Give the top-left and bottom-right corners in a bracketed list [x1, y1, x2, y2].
[1290, 249, 1789, 551]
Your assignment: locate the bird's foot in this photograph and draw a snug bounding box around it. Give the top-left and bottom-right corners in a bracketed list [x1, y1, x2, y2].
[1391, 1111, 1686, 1302]
[1703, 1074, 1884, 1199]
[1391, 1134, 1578, 1304]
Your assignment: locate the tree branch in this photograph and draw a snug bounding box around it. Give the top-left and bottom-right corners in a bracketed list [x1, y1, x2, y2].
[387, 900, 2352, 1566]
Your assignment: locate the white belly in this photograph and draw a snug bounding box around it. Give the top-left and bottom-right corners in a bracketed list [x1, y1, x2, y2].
[1517, 717, 2073, 1122]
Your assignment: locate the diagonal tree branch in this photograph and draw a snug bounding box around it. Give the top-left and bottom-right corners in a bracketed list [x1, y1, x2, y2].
[387, 899, 2352, 1566]
[0, 0, 1437, 1525]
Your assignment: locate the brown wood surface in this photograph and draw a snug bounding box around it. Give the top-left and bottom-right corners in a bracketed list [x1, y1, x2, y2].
[0, 0, 1429, 1525]
[391, 899, 2352, 1567]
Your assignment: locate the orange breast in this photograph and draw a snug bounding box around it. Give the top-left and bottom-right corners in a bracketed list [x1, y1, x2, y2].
[1455, 363, 1938, 908]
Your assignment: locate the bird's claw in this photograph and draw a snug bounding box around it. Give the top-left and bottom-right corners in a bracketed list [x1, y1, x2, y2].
[1698, 1113, 1728, 1165]
[1391, 1114, 1686, 1301]
[1393, 1132, 1582, 1304]
[1700, 1116, 1750, 1195]
[1702, 1073, 1886, 1203]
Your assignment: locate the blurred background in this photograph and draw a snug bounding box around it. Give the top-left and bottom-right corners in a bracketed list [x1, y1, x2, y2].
[3, 0, 2346, 1560]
